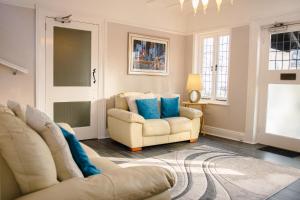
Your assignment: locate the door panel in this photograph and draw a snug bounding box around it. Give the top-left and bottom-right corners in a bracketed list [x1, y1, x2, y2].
[257, 25, 300, 152]
[45, 18, 99, 140]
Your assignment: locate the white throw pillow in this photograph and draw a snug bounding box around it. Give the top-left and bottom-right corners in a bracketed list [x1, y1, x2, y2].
[26, 106, 84, 181]
[126, 93, 156, 113]
[7, 100, 25, 121]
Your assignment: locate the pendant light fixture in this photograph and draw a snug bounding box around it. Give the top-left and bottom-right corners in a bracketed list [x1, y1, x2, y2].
[192, 0, 200, 15]
[178, 0, 234, 14]
[216, 0, 222, 12]
[201, 0, 209, 14]
[179, 0, 185, 10]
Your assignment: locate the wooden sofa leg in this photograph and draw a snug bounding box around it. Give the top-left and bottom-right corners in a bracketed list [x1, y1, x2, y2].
[131, 147, 142, 152]
[190, 139, 198, 143]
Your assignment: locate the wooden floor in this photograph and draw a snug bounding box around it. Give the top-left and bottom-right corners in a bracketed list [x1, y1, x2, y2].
[82, 135, 300, 200]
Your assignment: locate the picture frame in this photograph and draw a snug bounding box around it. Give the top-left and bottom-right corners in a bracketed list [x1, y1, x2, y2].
[128, 33, 169, 76]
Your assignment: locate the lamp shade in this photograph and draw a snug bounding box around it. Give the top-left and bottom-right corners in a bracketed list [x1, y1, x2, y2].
[186, 74, 203, 92]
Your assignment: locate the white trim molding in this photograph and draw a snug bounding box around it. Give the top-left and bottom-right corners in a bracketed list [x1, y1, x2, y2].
[202, 125, 244, 142]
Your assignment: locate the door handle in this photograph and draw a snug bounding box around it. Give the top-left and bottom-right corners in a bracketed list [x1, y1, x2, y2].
[215, 64, 218, 71]
[92, 68, 96, 84]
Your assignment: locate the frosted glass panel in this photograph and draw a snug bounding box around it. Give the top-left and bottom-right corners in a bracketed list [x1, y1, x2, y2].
[54, 27, 91, 86]
[54, 101, 90, 127]
[266, 84, 300, 139]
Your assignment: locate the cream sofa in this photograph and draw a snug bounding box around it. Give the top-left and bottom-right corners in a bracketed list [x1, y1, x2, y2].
[107, 92, 203, 151]
[0, 120, 175, 200]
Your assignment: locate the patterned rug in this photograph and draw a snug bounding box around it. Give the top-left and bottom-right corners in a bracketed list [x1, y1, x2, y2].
[120, 145, 300, 200]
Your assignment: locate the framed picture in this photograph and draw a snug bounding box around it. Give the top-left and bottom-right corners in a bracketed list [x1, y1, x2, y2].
[128, 33, 169, 76]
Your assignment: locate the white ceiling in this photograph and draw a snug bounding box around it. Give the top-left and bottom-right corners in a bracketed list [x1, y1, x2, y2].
[1, 0, 300, 34]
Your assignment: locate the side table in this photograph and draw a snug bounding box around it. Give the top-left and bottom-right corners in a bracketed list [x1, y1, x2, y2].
[182, 101, 208, 135]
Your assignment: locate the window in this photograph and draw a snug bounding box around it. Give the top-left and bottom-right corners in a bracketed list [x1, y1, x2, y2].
[197, 32, 231, 102]
[269, 31, 300, 70]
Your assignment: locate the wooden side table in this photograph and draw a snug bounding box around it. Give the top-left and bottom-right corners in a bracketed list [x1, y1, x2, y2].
[182, 101, 208, 135]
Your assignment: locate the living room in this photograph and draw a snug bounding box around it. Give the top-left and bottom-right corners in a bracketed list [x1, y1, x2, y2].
[0, 0, 300, 199]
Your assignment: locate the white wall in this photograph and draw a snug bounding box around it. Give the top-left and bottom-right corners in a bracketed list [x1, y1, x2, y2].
[0, 3, 35, 106]
[105, 22, 187, 99]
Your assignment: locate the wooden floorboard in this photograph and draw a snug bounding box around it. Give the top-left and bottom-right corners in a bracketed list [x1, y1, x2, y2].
[82, 135, 300, 199]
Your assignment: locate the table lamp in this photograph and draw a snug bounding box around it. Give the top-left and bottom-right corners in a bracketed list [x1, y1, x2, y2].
[186, 73, 203, 103]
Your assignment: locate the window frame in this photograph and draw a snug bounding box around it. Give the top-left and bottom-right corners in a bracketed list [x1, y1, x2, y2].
[195, 30, 232, 105]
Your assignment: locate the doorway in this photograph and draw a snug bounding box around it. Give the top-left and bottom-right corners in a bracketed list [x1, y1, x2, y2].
[44, 16, 99, 140]
[257, 24, 300, 152]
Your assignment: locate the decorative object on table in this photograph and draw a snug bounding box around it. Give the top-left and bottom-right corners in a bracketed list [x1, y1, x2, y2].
[186, 73, 203, 103]
[128, 33, 169, 76]
[121, 145, 300, 200]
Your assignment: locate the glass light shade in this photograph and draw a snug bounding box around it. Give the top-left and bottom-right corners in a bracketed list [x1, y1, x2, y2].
[192, 0, 200, 14]
[179, 0, 185, 10]
[186, 74, 203, 92]
[201, 0, 209, 14]
[216, 0, 222, 12]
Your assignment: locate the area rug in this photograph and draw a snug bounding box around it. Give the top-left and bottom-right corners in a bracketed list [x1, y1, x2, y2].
[120, 145, 300, 200]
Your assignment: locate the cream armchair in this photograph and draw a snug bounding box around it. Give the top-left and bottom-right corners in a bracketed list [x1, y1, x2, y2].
[107, 92, 203, 151]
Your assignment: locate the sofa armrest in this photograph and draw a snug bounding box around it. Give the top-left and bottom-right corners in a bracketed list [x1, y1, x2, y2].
[179, 106, 203, 120]
[108, 108, 145, 124]
[16, 166, 175, 200]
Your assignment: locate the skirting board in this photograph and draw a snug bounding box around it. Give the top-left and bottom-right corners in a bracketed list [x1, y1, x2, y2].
[202, 125, 244, 142]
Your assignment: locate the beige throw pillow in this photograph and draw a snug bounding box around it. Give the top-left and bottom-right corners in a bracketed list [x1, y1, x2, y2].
[7, 100, 26, 121]
[126, 93, 156, 113]
[26, 106, 83, 181]
[0, 110, 58, 194]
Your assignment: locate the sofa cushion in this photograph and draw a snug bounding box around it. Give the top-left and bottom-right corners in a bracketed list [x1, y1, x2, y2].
[26, 106, 83, 181]
[115, 92, 144, 110]
[7, 100, 25, 121]
[59, 126, 101, 177]
[164, 117, 192, 134]
[136, 98, 160, 119]
[143, 119, 170, 136]
[15, 166, 175, 200]
[0, 109, 58, 194]
[0, 104, 15, 116]
[161, 97, 180, 118]
[126, 93, 155, 113]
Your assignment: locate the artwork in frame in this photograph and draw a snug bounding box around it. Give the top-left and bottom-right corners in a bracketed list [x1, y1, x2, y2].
[128, 33, 169, 76]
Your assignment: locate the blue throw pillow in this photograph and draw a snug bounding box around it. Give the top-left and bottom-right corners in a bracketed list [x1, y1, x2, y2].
[136, 98, 160, 119]
[59, 126, 101, 177]
[161, 97, 180, 118]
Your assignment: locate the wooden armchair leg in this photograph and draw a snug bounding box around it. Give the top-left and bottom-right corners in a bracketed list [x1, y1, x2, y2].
[131, 147, 142, 152]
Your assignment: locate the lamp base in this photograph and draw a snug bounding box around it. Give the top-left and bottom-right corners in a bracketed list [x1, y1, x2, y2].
[188, 90, 201, 103]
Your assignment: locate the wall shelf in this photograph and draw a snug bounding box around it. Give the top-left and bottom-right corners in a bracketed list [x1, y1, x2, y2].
[0, 57, 29, 75]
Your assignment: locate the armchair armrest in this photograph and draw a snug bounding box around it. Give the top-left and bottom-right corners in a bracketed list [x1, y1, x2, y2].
[108, 108, 145, 124]
[16, 166, 175, 200]
[179, 106, 203, 120]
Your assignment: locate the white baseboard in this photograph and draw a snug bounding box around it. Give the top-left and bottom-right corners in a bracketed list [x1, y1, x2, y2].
[202, 125, 244, 142]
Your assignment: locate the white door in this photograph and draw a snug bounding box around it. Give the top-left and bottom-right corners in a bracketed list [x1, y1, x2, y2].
[257, 24, 300, 152]
[45, 17, 99, 140]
